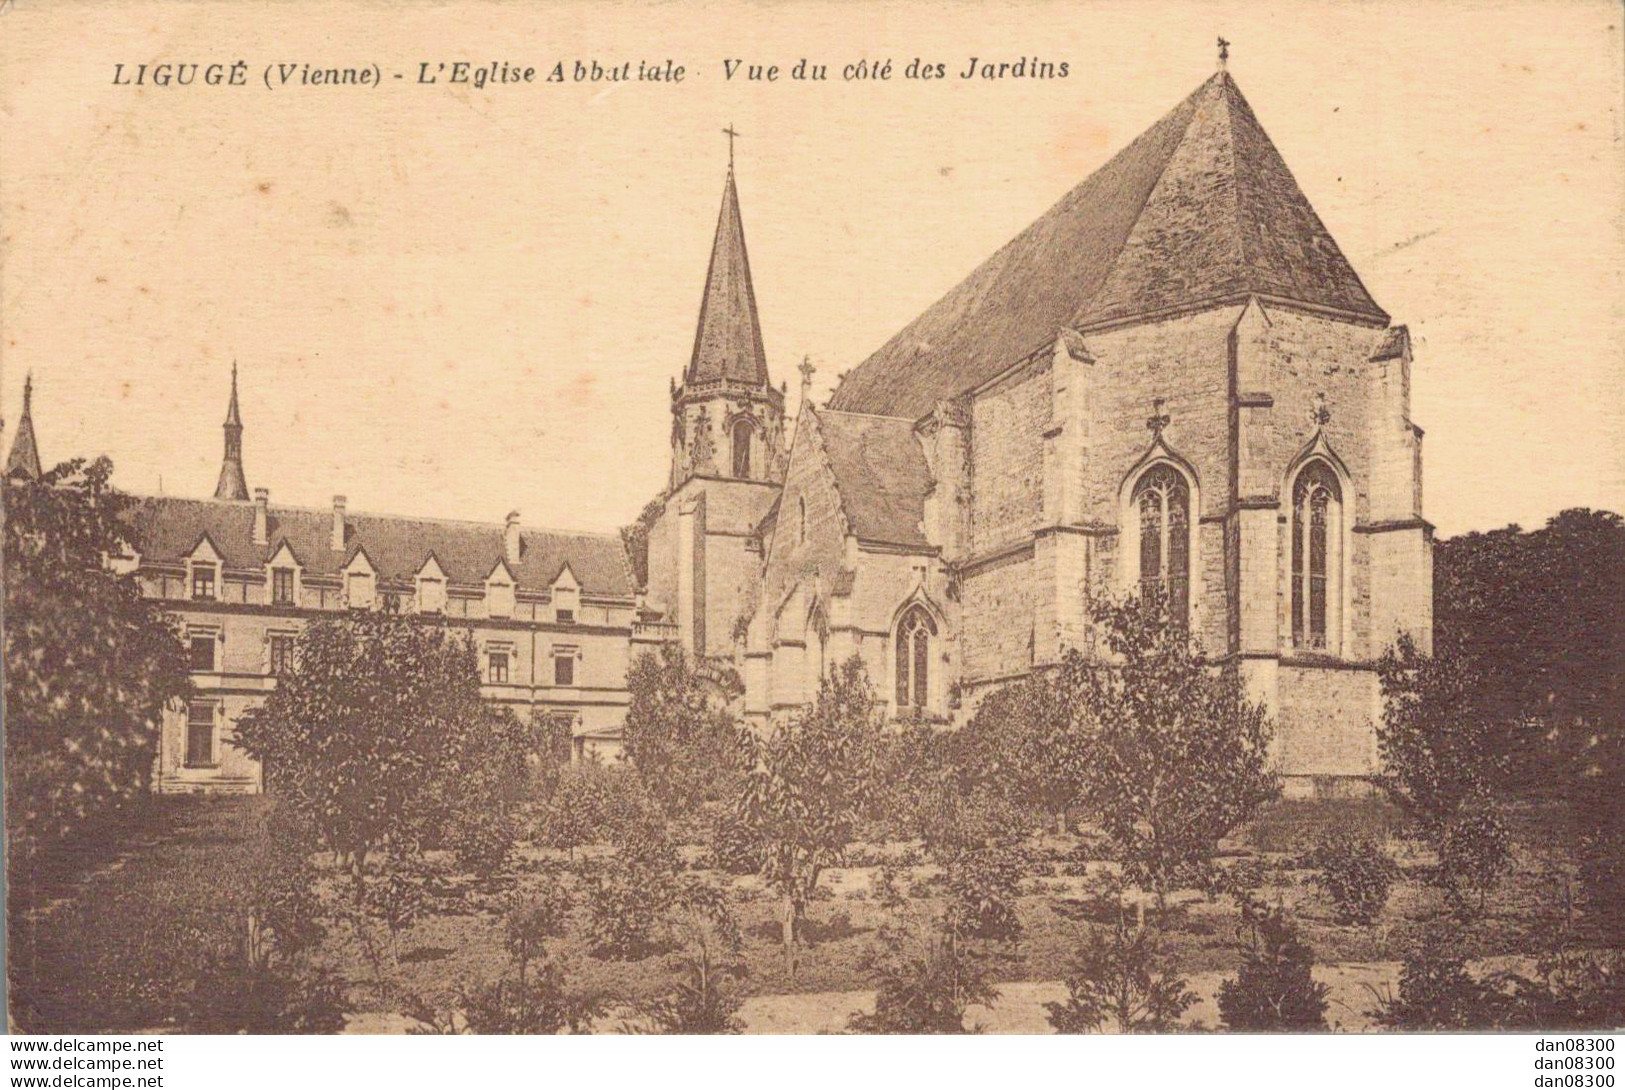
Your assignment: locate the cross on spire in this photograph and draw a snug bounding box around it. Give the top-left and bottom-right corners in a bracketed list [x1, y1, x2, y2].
[722, 124, 740, 169]
[1217, 36, 1230, 70]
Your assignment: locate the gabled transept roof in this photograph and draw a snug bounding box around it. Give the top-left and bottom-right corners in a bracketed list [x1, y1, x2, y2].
[830, 71, 1388, 419]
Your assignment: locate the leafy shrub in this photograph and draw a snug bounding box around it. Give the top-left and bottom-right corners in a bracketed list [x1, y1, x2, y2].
[504, 876, 573, 973]
[872, 865, 909, 910]
[848, 919, 997, 1034]
[582, 851, 678, 960]
[1492, 948, 1625, 1031]
[1307, 836, 1398, 925]
[368, 870, 431, 960]
[409, 963, 599, 1035]
[183, 943, 349, 1034]
[1367, 934, 1495, 1030]
[1217, 899, 1329, 1030]
[945, 847, 1024, 946]
[1046, 913, 1196, 1034]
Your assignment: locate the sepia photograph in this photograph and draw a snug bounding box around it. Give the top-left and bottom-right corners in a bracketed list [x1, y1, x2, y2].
[0, 0, 1620, 1065]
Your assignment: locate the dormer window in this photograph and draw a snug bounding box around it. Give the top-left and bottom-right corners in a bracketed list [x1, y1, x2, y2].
[418, 577, 445, 613]
[486, 566, 516, 619]
[191, 563, 217, 601]
[271, 567, 295, 605]
[347, 571, 374, 609]
[551, 568, 580, 625]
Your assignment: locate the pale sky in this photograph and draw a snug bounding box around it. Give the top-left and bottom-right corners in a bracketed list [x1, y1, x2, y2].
[1, 0, 1620, 539]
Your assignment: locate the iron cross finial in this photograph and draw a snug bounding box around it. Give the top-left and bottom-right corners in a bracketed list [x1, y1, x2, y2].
[1217, 37, 1230, 69]
[1147, 397, 1170, 437]
[722, 124, 740, 168]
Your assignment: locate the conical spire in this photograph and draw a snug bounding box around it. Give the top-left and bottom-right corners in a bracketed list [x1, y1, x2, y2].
[213, 362, 249, 501]
[686, 159, 770, 387]
[6, 373, 42, 480]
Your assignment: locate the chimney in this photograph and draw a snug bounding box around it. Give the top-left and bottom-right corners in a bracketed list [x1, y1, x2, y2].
[253, 487, 269, 546]
[331, 495, 347, 552]
[504, 510, 522, 567]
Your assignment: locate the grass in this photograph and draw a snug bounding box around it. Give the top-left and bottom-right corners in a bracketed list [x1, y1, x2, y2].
[5, 794, 1604, 1033]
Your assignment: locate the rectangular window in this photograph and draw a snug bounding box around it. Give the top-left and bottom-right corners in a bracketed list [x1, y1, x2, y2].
[191, 564, 216, 600]
[269, 635, 294, 676]
[347, 572, 372, 608]
[186, 702, 215, 767]
[189, 634, 216, 673]
[553, 652, 575, 687]
[271, 567, 294, 605]
[488, 651, 509, 684]
[556, 607, 575, 625]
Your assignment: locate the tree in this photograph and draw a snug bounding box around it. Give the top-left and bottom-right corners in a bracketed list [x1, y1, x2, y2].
[618, 496, 666, 591]
[1377, 636, 1512, 915]
[637, 882, 747, 1034]
[959, 671, 1084, 833]
[848, 913, 999, 1034]
[3, 458, 192, 865]
[1045, 913, 1196, 1034]
[620, 643, 744, 815]
[233, 611, 529, 895]
[738, 655, 880, 979]
[1066, 593, 1278, 908]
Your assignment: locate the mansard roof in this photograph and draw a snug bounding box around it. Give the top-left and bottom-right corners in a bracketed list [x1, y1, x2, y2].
[817, 410, 932, 549]
[830, 71, 1388, 419]
[686, 167, 771, 387]
[125, 496, 636, 597]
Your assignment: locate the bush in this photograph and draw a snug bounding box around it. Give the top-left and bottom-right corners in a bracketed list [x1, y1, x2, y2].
[582, 856, 678, 959]
[637, 882, 746, 1034]
[1306, 836, 1398, 925]
[183, 944, 349, 1034]
[1046, 913, 1196, 1034]
[504, 876, 573, 972]
[1438, 799, 1511, 918]
[848, 918, 997, 1034]
[1217, 900, 1329, 1031]
[1367, 934, 1495, 1030]
[409, 963, 598, 1035]
[945, 847, 1024, 947]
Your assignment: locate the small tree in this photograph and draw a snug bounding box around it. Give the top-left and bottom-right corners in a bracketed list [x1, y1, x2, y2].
[621, 643, 744, 816]
[638, 882, 747, 1034]
[739, 656, 879, 979]
[959, 671, 1084, 833]
[1217, 898, 1329, 1030]
[1377, 637, 1513, 915]
[1045, 913, 1196, 1034]
[1066, 593, 1278, 909]
[535, 761, 617, 860]
[234, 612, 522, 898]
[848, 892, 999, 1035]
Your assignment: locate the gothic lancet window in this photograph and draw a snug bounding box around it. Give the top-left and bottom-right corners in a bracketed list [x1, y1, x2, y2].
[1292, 461, 1342, 651]
[894, 605, 937, 711]
[1132, 464, 1191, 623]
[731, 418, 753, 478]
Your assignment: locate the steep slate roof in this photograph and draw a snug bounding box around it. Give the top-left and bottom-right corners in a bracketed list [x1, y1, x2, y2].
[686, 168, 770, 387]
[125, 496, 636, 597]
[6, 374, 42, 480]
[830, 72, 1388, 419]
[817, 410, 932, 549]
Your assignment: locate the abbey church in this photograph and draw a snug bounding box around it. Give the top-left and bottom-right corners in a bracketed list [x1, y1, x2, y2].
[7, 66, 1432, 797]
[640, 67, 1433, 796]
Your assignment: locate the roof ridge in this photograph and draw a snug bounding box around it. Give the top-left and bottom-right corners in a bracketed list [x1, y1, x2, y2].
[128, 491, 622, 540]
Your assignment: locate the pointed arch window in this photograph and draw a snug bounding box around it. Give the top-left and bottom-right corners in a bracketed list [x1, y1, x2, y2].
[1292, 461, 1343, 652]
[731, 418, 753, 479]
[894, 605, 937, 711]
[1131, 464, 1190, 623]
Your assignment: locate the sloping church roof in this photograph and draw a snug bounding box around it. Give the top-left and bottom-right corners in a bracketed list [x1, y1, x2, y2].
[686, 167, 771, 387]
[817, 410, 932, 549]
[829, 71, 1387, 419]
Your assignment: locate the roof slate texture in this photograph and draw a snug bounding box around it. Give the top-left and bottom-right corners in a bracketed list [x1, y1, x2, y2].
[817, 410, 932, 549]
[687, 169, 770, 387]
[829, 72, 1388, 419]
[126, 496, 636, 597]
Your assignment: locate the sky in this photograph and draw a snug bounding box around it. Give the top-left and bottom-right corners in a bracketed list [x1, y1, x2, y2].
[1, 0, 1620, 539]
